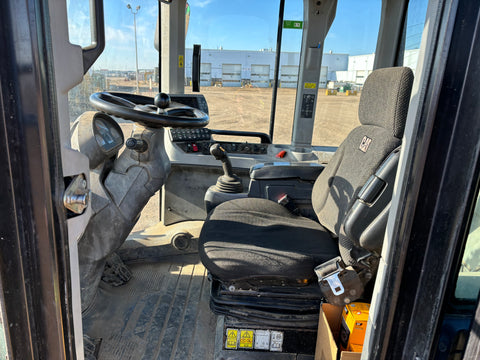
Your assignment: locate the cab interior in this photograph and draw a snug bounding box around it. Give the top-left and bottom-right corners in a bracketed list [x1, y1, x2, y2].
[1, 0, 479, 359]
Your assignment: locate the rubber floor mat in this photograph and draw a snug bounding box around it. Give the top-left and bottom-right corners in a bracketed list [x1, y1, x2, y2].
[82, 257, 216, 360]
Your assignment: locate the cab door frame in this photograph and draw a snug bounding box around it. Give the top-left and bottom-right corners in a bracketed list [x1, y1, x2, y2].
[0, 0, 77, 358]
[364, 0, 480, 358]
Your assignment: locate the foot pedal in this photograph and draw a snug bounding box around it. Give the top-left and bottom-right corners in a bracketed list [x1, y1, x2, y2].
[101, 252, 132, 286]
[83, 334, 102, 360]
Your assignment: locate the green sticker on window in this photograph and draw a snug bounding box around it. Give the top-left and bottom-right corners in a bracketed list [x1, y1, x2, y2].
[283, 20, 303, 30]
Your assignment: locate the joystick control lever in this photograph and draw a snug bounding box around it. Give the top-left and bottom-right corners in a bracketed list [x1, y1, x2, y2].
[210, 143, 243, 193]
[210, 143, 235, 180]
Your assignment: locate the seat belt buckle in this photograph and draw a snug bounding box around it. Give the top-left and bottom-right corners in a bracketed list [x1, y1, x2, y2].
[314, 257, 365, 306]
[277, 194, 300, 215]
[324, 271, 345, 296]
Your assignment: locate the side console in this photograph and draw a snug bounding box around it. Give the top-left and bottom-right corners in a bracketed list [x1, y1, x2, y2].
[248, 162, 325, 219]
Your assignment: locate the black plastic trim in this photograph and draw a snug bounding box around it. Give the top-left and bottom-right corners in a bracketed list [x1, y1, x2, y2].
[210, 129, 272, 144]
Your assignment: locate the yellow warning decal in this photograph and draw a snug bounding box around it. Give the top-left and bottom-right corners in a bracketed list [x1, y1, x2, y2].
[179, 55, 184, 68]
[225, 329, 238, 349]
[239, 329, 254, 349]
[304, 82, 316, 89]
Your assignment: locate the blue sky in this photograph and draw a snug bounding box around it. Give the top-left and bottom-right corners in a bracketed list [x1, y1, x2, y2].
[67, 0, 427, 71]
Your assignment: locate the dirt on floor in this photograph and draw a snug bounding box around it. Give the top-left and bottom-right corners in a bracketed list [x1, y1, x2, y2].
[111, 85, 361, 232]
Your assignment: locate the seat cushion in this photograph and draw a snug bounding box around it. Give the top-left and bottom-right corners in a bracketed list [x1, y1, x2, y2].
[199, 198, 339, 283]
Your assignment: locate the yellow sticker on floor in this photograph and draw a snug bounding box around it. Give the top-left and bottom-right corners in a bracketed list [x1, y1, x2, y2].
[304, 82, 316, 89]
[239, 329, 254, 349]
[225, 329, 238, 349]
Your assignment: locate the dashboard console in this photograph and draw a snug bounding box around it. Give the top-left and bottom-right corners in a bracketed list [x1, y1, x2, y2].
[168, 128, 268, 155]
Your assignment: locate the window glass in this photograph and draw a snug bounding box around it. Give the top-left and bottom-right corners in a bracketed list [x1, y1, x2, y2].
[67, 0, 160, 231]
[312, 0, 381, 147]
[402, 0, 429, 75]
[66, 0, 91, 48]
[455, 194, 480, 301]
[185, 0, 280, 141]
[271, 0, 303, 145]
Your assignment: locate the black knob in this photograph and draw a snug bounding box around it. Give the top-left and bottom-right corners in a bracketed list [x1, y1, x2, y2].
[154, 92, 171, 109]
[210, 143, 228, 162]
[126, 138, 148, 153]
[209, 143, 243, 194]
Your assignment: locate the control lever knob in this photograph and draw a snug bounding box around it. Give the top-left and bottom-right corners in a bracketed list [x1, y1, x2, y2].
[210, 143, 234, 178]
[154, 92, 171, 109]
[126, 138, 148, 153]
[209, 143, 243, 193]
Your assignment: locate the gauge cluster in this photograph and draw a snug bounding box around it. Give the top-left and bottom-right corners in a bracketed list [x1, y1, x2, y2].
[73, 111, 125, 169]
[93, 116, 124, 153]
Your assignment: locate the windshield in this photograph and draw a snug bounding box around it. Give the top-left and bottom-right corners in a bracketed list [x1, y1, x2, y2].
[67, 0, 423, 147]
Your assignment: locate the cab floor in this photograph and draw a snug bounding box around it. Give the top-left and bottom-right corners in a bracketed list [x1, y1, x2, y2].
[82, 254, 216, 360]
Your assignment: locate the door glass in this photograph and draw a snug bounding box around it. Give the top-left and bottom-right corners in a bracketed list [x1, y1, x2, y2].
[67, 0, 160, 232]
[312, 0, 381, 147]
[402, 0, 429, 75]
[455, 194, 480, 301]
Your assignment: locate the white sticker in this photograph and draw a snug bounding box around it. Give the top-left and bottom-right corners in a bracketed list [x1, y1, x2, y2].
[270, 331, 284, 352]
[254, 330, 271, 350]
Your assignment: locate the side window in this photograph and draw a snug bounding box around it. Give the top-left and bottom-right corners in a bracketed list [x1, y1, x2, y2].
[312, 0, 382, 147]
[402, 0, 429, 75]
[455, 194, 480, 301]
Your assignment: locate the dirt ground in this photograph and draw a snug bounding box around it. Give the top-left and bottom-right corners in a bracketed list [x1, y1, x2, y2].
[185, 86, 360, 146]
[113, 81, 361, 146]
[112, 85, 361, 232]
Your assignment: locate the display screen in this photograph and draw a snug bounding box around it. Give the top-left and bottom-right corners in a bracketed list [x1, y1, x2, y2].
[93, 117, 123, 152]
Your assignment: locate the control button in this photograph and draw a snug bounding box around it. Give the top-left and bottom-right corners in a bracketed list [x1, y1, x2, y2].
[276, 150, 287, 158]
[192, 143, 199, 152]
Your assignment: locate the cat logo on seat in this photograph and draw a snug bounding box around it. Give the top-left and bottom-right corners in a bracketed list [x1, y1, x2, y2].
[359, 136, 372, 153]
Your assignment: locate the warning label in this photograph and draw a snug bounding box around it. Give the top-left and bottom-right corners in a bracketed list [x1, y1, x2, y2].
[225, 329, 238, 349]
[254, 330, 271, 350]
[239, 329, 254, 349]
[270, 331, 284, 352]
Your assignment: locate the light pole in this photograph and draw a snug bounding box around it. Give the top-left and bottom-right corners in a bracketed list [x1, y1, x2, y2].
[127, 4, 141, 93]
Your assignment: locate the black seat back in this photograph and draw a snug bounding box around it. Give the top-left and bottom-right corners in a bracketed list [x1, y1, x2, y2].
[312, 67, 414, 265]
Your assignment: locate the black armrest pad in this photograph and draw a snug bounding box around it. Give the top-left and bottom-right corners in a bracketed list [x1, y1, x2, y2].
[250, 162, 324, 181]
[344, 148, 400, 253]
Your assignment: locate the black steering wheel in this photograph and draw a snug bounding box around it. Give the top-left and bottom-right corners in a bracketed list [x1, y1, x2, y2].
[89, 92, 209, 128]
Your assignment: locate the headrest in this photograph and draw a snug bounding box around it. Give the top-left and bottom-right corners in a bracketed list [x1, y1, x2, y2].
[359, 67, 414, 139]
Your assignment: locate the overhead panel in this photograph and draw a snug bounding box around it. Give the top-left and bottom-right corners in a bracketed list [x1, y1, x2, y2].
[222, 64, 242, 87]
[251, 64, 270, 88]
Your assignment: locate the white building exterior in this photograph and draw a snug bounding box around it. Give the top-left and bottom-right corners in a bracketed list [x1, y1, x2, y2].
[185, 49, 348, 87]
[184, 48, 420, 87]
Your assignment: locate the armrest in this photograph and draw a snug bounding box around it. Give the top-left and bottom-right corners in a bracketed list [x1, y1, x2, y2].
[250, 162, 324, 181]
[344, 147, 401, 254]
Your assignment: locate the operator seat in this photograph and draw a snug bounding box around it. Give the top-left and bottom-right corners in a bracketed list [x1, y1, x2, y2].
[199, 67, 414, 295]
